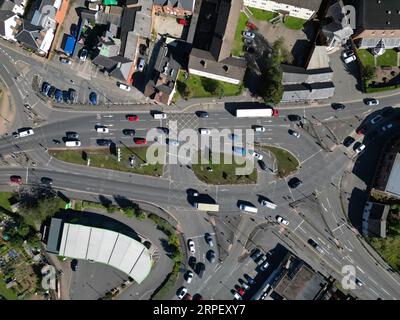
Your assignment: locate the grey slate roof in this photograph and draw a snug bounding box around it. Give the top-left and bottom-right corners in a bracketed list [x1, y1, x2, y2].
[153, 0, 195, 11]
[282, 64, 333, 84]
[0, 10, 14, 36]
[282, 82, 335, 102]
[0, 0, 16, 11]
[354, 0, 400, 30]
[15, 20, 41, 50]
[46, 218, 63, 254]
[278, 0, 322, 11]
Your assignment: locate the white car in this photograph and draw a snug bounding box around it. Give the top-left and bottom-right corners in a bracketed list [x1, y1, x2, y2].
[382, 123, 393, 131]
[355, 143, 366, 154]
[254, 126, 266, 133]
[199, 128, 211, 135]
[344, 55, 356, 64]
[96, 126, 109, 133]
[366, 99, 379, 106]
[260, 200, 277, 209]
[342, 50, 354, 59]
[186, 271, 193, 284]
[188, 239, 195, 253]
[233, 292, 243, 300]
[117, 82, 131, 91]
[290, 130, 300, 138]
[242, 31, 255, 39]
[137, 58, 145, 72]
[249, 150, 263, 160]
[276, 216, 289, 226]
[177, 287, 188, 299]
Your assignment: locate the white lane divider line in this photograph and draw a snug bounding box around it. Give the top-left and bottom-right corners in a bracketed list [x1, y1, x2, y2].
[356, 266, 365, 274]
[46, 156, 53, 166]
[369, 287, 379, 296]
[381, 288, 390, 296]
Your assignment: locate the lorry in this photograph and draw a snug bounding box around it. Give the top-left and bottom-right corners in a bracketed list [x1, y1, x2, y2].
[193, 202, 220, 212]
[235, 107, 279, 118]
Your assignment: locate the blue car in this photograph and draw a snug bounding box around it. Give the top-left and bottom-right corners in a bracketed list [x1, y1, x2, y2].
[89, 92, 97, 105]
[54, 89, 63, 103]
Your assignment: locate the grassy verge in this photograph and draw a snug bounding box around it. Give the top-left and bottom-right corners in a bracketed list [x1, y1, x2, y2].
[365, 84, 400, 93]
[259, 145, 299, 178]
[283, 16, 306, 30]
[0, 278, 18, 300]
[192, 152, 257, 185]
[49, 147, 164, 177]
[376, 49, 398, 66]
[248, 7, 278, 21]
[0, 192, 14, 211]
[232, 12, 248, 57]
[356, 49, 375, 67]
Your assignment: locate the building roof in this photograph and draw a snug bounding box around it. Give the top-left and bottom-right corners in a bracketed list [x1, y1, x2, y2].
[355, 0, 400, 30]
[278, 0, 322, 11]
[133, 3, 151, 38]
[385, 152, 400, 197]
[282, 64, 333, 84]
[50, 221, 152, 284]
[362, 201, 389, 238]
[0, 10, 14, 36]
[154, 0, 195, 11]
[46, 218, 63, 254]
[15, 20, 42, 50]
[306, 45, 330, 70]
[282, 82, 335, 101]
[0, 0, 16, 11]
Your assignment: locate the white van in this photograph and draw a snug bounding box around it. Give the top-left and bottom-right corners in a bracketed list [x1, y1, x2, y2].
[260, 199, 277, 210]
[199, 128, 211, 135]
[239, 204, 258, 213]
[15, 128, 34, 138]
[96, 126, 109, 133]
[153, 112, 167, 119]
[65, 140, 81, 147]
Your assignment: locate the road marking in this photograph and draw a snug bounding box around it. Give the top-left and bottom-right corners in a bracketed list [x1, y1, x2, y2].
[356, 266, 365, 274]
[46, 157, 53, 166]
[324, 116, 334, 121]
[369, 278, 378, 285]
[369, 287, 379, 296]
[332, 223, 346, 232]
[300, 148, 323, 165]
[381, 288, 390, 296]
[317, 237, 326, 245]
[321, 202, 328, 212]
[344, 245, 353, 252]
[362, 109, 372, 115]
[331, 256, 342, 265]
[344, 255, 353, 263]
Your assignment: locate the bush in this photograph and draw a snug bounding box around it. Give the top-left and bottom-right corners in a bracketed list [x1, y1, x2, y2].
[176, 81, 192, 98]
[201, 78, 221, 94]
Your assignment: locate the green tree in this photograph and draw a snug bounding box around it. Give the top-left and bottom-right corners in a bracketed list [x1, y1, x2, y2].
[201, 78, 220, 94]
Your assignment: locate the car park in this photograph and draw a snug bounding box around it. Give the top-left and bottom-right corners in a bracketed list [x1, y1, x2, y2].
[89, 92, 97, 105]
[188, 239, 195, 253]
[96, 126, 109, 133]
[253, 125, 266, 133]
[10, 175, 22, 184]
[196, 111, 209, 118]
[134, 137, 147, 145]
[122, 129, 136, 136]
[117, 82, 131, 91]
[96, 139, 112, 146]
[242, 31, 255, 39]
[276, 216, 289, 226]
[80, 48, 88, 61]
[355, 143, 366, 154]
[365, 98, 379, 106]
[382, 123, 393, 131]
[137, 58, 145, 72]
[41, 177, 53, 185]
[185, 271, 193, 284]
[177, 287, 188, 300]
[59, 57, 72, 64]
[370, 114, 383, 124]
[207, 250, 216, 263]
[205, 233, 214, 247]
[332, 103, 346, 110]
[126, 114, 139, 121]
[343, 136, 355, 147]
[258, 160, 267, 171]
[288, 177, 302, 188]
[249, 150, 263, 160]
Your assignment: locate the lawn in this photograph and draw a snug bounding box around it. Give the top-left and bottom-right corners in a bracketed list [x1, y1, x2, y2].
[50, 147, 164, 177]
[0, 279, 18, 300]
[232, 12, 248, 57]
[0, 192, 14, 211]
[259, 145, 299, 178]
[248, 7, 278, 21]
[283, 16, 306, 30]
[376, 49, 398, 66]
[192, 152, 257, 185]
[356, 49, 375, 67]
[175, 72, 243, 100]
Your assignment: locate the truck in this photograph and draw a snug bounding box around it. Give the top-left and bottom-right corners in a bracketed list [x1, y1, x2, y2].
[194, 202, 220, 212]
[233, 146, 246, 156]
[235, 107, 279, 118]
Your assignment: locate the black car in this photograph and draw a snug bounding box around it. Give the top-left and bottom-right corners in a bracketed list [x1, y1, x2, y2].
[66, 131, 79, 139]
[97, 139, 112, 146]
[244, 46, 255, 53]
[41, 177, 53, 185]
[288, 177, 302, 188]
[53, 139, 61, 144]
[188, 256, 197, 270]
[62, 90, 70, 103]
[258, 160, 267, 171]
[343, 136, 355, 147]
[122, 129, 136, 136]
[205, 233, 214, 247]
[287, 114, 302, 122]
[332, 103, 346, 110]
[68, 89, 76, 103]
[71, 259, 78, 271]
[196, 262, 205, 278]
[250, 248, 261, 261]
[207, 250, 216, 263]
[41, 82, 51, 95]
[196, 111, 209, 118]
[139, 44, 147, 55]
[47, 86, 56, 98]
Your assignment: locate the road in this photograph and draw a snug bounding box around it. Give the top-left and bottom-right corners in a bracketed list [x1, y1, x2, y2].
[1, 39, 400, 300]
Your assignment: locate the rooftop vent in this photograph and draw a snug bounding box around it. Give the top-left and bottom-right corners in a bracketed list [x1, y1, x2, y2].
[387, 10, 391, 14]
[387, 21, 391, 25]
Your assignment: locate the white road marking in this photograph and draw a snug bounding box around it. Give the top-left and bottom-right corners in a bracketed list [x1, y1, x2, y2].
[300, 148, 323, 165]
[332, 223, 346, 232]
[369, 278, 378, 285]
[324, 116, 334, 121]
[46, 156, 53, 166]
[321, 202, 328, 212]
[317, 237, 327, 245]
[356, 266, 365, 274]
[344, 245, 353, 252]
[369, 288, 379, 296]
[381, 288, 390, 296]
[331, 256, 342, 265]
[294, 220, 304, 232]
[344, 255, 353, 263]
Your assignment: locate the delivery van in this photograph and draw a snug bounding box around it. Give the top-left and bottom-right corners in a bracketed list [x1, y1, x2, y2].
[239, 204, 258, 213]
[65, 140, 81, 147]
[153, 112, 167, 119]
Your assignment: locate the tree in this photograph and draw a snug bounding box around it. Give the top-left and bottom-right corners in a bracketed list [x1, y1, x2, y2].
[201, 78, 220, 94]
[363, 65, 376, 83]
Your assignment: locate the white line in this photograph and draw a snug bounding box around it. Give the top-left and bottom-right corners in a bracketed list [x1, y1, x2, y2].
[300, 149, 323, 165]
[46, 156, 53, 166]
[381, 287, 390, 296]
[294, 219, 304, 232]
[331, 256, 342, 265]
[344, 255, 353, 263]
[324, 116, 334, 121]
[369, 278, 378, 285]
[332, 223, 346, 232]
[318, 237, 326, 245]
[321, 202, 328, 212]
[356, 266, 365, 274]
[369, 287, 379, 296]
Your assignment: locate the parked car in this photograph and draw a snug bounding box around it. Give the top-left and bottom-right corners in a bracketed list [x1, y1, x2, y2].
[354, 143, 366, 154]
[228, 133, 239, 141]
[47, 86, 56, 98]
[126, 114, 139, 121]
[196, 111, 209, 118]
[343, 136, 355, 147]
[134, 137, 147, 145]
[289, 129, 300, 138]
[250, 248, 261, 261]
[257, 254, 267, 265]
[308, 239, 324, 254]
[71, 259, 78, 271]
[237, 288, 245, 296]
[68, 89, 76, 103]
[188, 239, 195, 253]
[365, 98, 379, 106]
[355, 278, 364, 287]
[117, 82, 131, 91]
[258, 160, 267, 171]
[370, 114, 383, 124]
[178, 18, 189, 26]
[41, 82, 51, 95]
[332, 103, 346, 110]
[196, 262, 205, 278]
[244, 46, 255, 53]
[249, 150, 263, 160]
[205, 233, 214, 247]
[276, 216, 289, 226]
[80, 48, 88, 61]
[233, 291, 242, 300]
[207, 250, 216, 263]
[137, 58, 145, 72]
[177, 287, 188, 300]
[243, 274, 254, 285]
[59, 57, 72, 64]
[344, 55, 356, 64]
[199, 128, 211, 135]
[54, 89, 63, 103]
[139, 44, 147, 55]
[260, 260, 270, 271]
[41, 177, 53, 185]
[342, 50, 354, 58]
[96, 139, 112, 146]
[66, 131, 79, 139]
[89, 92, 97, 105]
[122, 129, 136, 136]
[96, 126, 109, 133]
[242, 31, 255, 39]
[288, 177, 302, 188]
[10, 175, 22, 184]
[62, 90, 70, 103]
[185, 271, 193, 284]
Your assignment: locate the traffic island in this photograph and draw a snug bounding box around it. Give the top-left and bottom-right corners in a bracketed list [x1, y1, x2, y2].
[258, 145, 300, 178]
[49, 147, 164, 177]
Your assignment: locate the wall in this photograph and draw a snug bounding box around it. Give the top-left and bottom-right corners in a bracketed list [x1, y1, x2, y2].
[188, 68, 241, 85]
[244, 0, 315, 20]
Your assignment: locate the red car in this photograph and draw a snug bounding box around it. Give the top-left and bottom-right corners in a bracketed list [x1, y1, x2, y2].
[10, 175, 22, 184]
[126, 114, 139, 121]
[272, 109, 279, 117]
[238, 288, 245, 296]
[178, 18, 189, 26]
[246, 21, 257, 30]
[134, 137, 147, 145]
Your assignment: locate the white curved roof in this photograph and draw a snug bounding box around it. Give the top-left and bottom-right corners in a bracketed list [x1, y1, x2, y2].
[59, 223, 151, 283]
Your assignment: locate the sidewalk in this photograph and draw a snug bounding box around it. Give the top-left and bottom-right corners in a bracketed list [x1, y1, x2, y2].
[0, 84, 16, 135]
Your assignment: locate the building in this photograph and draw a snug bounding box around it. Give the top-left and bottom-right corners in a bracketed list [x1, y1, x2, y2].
[188, 0, 246, 85]
[0, 9, 21, 41]
[243, 0, 323, 20]
[46, 218, 152, 284]
[352, 0, 400, 50]
[0, 0, 29, 16]
[281, 45, 335, 102]
[15, 20, 44, 52]
[362, 201, 390, 238]
[153, 0, 196, 17]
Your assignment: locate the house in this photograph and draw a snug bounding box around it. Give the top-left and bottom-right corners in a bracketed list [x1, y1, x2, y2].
[153, 0, 196, 17]
[243, 0, 323, 20]
[362, 201, 389, 238]
[144, 38, 181, 105]
[319, 0, 354, 52]
[0, 9, 21, 41]
[188, 0, 247, 85]
[352, 0, 400, 50]
[0, 0, 29, 16]
[15, 19, 45, 52]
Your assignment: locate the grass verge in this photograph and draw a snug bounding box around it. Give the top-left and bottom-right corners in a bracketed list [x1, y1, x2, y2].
[259, 145, 299, 178]
[283, 16, 306, 30]
[49, 147, 164, 177]
[0, 278, 18, 300]
[356, 49, 375, 67]
[0, 192, 14, 211]
[376, 49, 398, 66]
[232, 12, 248, 57]
[248, 7, 278, 21]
